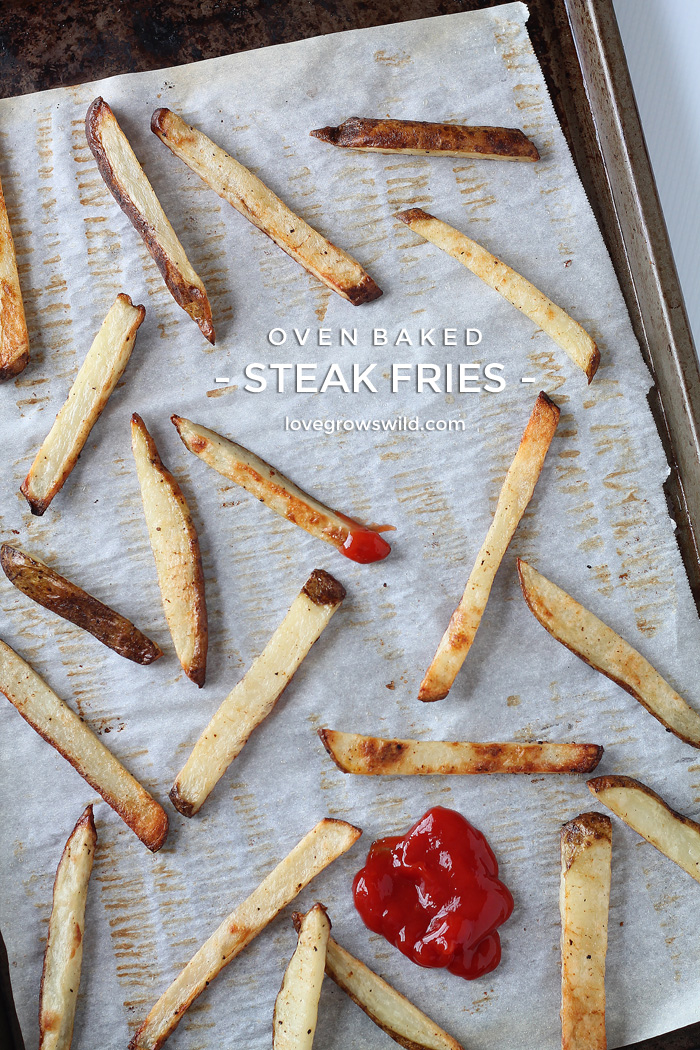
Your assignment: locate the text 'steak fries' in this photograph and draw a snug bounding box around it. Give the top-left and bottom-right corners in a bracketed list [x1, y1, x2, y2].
[0, 639, 168, 851]
[319, 730, 602, 775]
[131, 414, 208, 687]
[0, 544, 162, 666]
[171, 569, 345, 816]
[21, 293, 145, 515]
[171, 415, 392, 563]
[396, 208, 599, 382]
[0, 172, 29, 381]
[311, 117, 539, 162]
[151, 108, 382, 305]
[560, 812, 611, 1050]
[419, 391, 560, 702]
[320, 932, 464, 1050]
[85, 98, 215, 343]
[273, 905, 330, 1050]
[38, 806, 96, 1050]
[130, 818, 362, 1050]
[588, 775, 700, 883]
[518, 559, 700, 748]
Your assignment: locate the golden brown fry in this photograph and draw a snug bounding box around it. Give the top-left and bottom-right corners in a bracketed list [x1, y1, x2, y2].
[0, 172, 29, 381]
[0, 544, 162, 665]
[39, 806, 97, 1050]
[311, 117, 539, 161]
[21, 294, 145, 515]
[0, 639, 168, 851]
[319, 730, 602, 776]
[318, 931, 464, 1050]
[151, 108, 382, 305]
[131, 414, 207, 687]
[588, 775, 700, 883]
[171, 569, 345, 816]
[171, 415, 392, 563]
[518, 559, 700, 748]
[86, 98, 214, 343]
[419, 391, 560, 702]
[396, 208, 598, 382]
[560, 812, 611, 1050]
[273, 905, 330, 1050]
[129, 818, 362, 1050]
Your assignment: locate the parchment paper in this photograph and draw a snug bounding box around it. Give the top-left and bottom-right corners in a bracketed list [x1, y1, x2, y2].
[1, 6, 698, 1048]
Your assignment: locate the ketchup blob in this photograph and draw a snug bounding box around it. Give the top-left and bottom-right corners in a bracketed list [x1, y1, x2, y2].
[341, 528, 392, 564]
[353, 806, 513, 980]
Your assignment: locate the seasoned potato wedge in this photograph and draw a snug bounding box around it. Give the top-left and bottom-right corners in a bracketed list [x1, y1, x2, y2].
[588, 775, 700, 883]
[419, 391, 559, 701]
[0, 639, 168, 851]
[396, 208, 598, 382]
[0, 172, 29, 381]
[172, 415, 392, 563]
[129, 819, 362, 1050]
[151, 108, 382, 305]
[518, 558, 700, 748]
[171, 569, 345, 816]
[86, 98, 214, 343]
[321, 933, 464, 1050]
[21, 294, 145, 515]
[319, 730, 602, 775]
[273, 905, 330, 1050]
[39, 806, 96, 1050]
[560, 813, 611, 1050]
[131, 414, 207, 686]
[311, 117, 539, 161]
[0, 544, 162, 665]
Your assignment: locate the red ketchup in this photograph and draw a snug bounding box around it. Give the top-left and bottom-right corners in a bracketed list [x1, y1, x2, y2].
[353, 806, 513, 980]
[341, 528, 392, 564]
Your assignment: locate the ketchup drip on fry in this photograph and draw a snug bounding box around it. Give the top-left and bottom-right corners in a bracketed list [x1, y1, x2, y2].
[341, 528, 392, 564]
[353, 806, 513, 980]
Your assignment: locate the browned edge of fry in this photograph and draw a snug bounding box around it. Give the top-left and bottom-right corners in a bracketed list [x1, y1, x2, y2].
[560, 811, 612, 872]
[132, 412, 208, 687]
[291, 905, 330, 935]
[311, 118, 539, 161]
[302, 569, 346, 606]
[584, 345, 600, 384]
[38, 804, 96, 1045]
[150, 107, 382, 307]
[0, 176, 29, 382]
[319, 730, 603, 775]
[587, 774, 700, 835]
[85, 98, 214, 344]
[20, 293, 145, 517]
[0, 543, 163, 665]
[168, 782, 197, 818]
[396, 206, 435, 228]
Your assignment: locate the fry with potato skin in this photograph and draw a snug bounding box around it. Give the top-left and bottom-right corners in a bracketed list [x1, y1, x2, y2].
[319, 730, 603, 776]
[0, 544, 162, 665]
[0, 639, 168, 851]
[85, 98, 214, 343]
[588, 775, 700, 883]
[171, 414, 392, 563]
[39, 806, 96, 1050]
[273, 905, 330, 1050]
[129, 818, 362, 1050]
[518, 558, 700, 748]
[316, 931, 464, 1050]
[396, 208, 598, 382]
[171, 569, 345, 816]
[151, 108, 382, 305]
[0, 173, 29, 381]
[131, 414, 207, 687]
[419, 391, 560, 702]
[560, 812, 611, 1050]
[311, 117, 539, 161]
[21, 294, 145, 515]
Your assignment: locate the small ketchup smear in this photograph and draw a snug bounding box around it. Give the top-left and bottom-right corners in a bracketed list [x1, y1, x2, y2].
[353, 806, 513, 980]
[341, 528, 392, 564]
